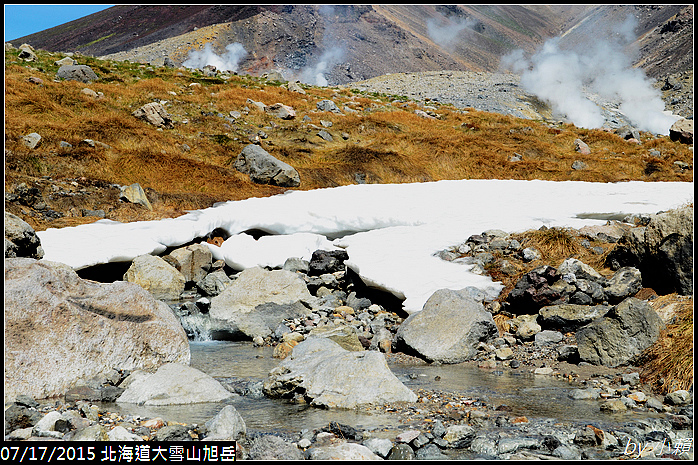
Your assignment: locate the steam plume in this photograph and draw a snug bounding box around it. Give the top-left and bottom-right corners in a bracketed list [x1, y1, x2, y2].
[501, 16, 679, 135]
[182, 43, 247, 72]
[426, 15, 477, 50]
[298, 46, 346, 87]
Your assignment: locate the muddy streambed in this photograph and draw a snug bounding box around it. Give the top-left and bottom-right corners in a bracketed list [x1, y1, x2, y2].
[107, 341, 665, 436]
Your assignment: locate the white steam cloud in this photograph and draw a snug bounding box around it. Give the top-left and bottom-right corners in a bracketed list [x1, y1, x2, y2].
[182, 43, 247, 72]
[426, 15, 477, 50]
[297, 46, 345, 87]
[501, 16, 679, 135]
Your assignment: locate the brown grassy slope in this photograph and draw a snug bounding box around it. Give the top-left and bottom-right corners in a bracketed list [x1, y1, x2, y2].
[4, 48, 693, 233]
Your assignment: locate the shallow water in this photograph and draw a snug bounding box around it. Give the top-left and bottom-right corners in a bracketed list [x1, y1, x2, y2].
[107, 341, 663, 434]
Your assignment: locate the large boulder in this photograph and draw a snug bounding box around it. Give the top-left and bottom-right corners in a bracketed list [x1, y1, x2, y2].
[56, 65, 98, 83]
[5, 212, 44, 259]
[164, 243, 212, 283]
[643, 206, 693, 295]
[4, 258, 190, 403]
[394, 289, 498, 363]
[116, 363, 233, 405]
[607, 206, 693, 295]
[208, 266, 314, 340]
[123, 254, 187, 301]
[263, 337, 418, 408]
[538, 304, 611, 333]
[234, 144, 300, 187]
[576, 297, 665, 367]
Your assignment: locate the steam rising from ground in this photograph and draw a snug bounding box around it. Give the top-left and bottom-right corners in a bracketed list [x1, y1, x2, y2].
[297, 46, 346, 87]
[426, 15, 477, 50]
[501, 16, 679, 135]
[182, 43, 247, 72]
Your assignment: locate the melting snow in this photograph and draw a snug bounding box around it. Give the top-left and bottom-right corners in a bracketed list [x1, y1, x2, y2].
[37, 179, 693, 313]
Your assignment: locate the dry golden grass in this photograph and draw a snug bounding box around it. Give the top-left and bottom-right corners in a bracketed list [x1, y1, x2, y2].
[483, 227, 617, 302]
[525, 227, 583, 262]
[638, 296, 693, 394]
[4, 47, 694, 219]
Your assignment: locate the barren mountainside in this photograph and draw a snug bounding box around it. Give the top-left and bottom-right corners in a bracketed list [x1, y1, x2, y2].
[8, 4, 693, 85]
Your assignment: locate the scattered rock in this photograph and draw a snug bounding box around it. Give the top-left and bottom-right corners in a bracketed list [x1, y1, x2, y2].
[21, 132, 42, 149]
[56, 65, 99, 83]
[119, 182, 153, 210]
[234, 144, 300, 187]
[574, 139, 590, 155]
[132, 102, 173, 128]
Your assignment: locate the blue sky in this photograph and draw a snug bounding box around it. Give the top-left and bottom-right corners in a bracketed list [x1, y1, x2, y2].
[4, 4, 114, 42]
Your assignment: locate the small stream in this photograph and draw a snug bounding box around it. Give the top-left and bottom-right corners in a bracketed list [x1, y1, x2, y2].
[108, 341, 664, 435]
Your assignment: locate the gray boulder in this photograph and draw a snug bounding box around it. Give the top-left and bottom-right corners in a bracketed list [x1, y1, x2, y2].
[123, 254, 187, 301]
[55, 56, 76, 66]
[18, 48, 38, 62]
[56, 65, 98, 83]
[164, 243, 212, 283]
[4, 258, 190, 403]
[442, 424, 477, 448]
[604, 266, 643, 303]
[209, 266, 313, 340]
[394, 289, 498, 363]
[196, 269, 232, 296]
[247, 435, 304, 460]
[234, 144, 300, 187]
[558, 258, 605, 283]
[204, 405, 246, 441]
[132, 102, 173, 128]
[263, 337, 418, 408]
[117, 363, 233, 405]
[316, 99, 342, 113]
[576, 297, 665, 367]
[5, 212, 44, 259]
[507, 313, 541, 340]
[534, 330, 564, 346]
[538, 303, 611, 333]
[308, 443, 382, 460]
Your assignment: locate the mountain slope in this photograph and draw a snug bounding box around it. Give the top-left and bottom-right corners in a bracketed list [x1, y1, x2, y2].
[7, 5, 583, 84]
[7, 4, 693, 85]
